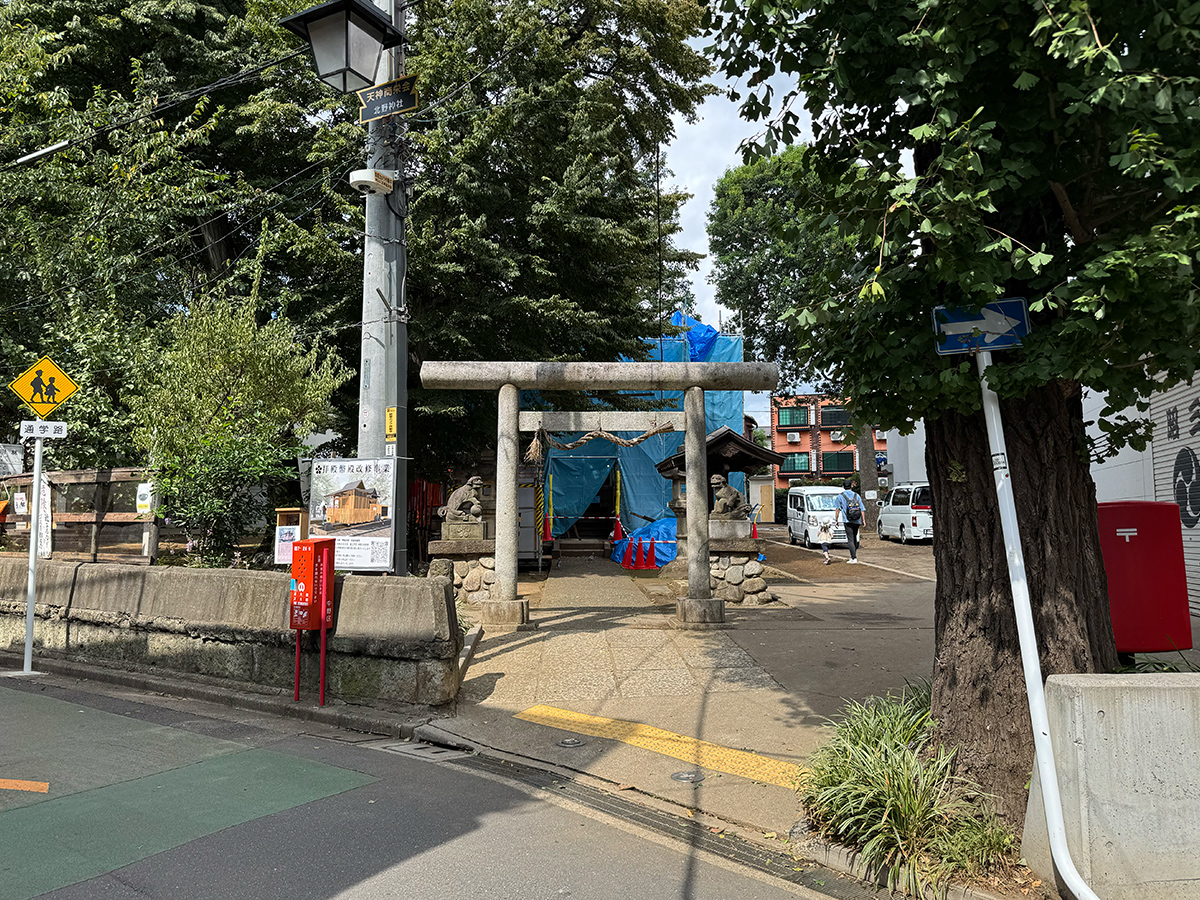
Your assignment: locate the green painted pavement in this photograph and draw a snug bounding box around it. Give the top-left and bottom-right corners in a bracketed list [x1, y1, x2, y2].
[0, 748, 375, 900]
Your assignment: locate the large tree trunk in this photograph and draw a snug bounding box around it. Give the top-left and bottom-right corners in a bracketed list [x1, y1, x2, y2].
[926, 377, 1117, 828]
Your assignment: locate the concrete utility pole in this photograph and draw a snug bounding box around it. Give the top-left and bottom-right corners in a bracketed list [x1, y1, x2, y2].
[359, 0, 408, 573]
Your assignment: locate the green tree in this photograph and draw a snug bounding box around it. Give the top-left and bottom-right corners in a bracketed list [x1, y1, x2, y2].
[132, 292, 348, 564]
[706, 0, 1200, 821]
[707, 145, 858, 387]
[403, 0, 715, 473]
[0, 0, 363, 463]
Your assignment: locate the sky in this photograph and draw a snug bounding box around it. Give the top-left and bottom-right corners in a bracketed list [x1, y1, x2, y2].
[664, 61, 811, 426]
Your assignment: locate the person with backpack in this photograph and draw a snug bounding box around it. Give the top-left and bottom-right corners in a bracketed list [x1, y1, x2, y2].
[833, 478, 866, 564]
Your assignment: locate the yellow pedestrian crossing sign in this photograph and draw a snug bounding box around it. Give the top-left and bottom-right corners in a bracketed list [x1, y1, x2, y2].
[9, 356, 78, 419]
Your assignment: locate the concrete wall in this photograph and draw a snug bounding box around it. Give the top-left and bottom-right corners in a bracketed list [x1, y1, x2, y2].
[0, 559, 463, 705]
[1084, 388, 1156, 503]
[883, 420, 927, 486]
[1022, 674, 1200, 900]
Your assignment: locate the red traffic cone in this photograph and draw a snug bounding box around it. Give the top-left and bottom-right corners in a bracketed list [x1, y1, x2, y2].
[645, 538, 657, 568]
[751, 520, 758, 539]
[621, 538, 634, 569]
[613, 517, 623, 540]
[633, 538, 647, 569]
[543, 514, 552, 542]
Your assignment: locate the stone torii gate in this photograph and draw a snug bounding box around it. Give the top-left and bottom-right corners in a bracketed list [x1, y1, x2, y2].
[420, 361, 779, 628]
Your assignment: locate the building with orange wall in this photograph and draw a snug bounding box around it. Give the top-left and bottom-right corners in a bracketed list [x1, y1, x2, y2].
[770, 395, 887, 490]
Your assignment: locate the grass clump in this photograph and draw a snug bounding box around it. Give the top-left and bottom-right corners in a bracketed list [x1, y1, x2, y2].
[800, 684, 1017, 897]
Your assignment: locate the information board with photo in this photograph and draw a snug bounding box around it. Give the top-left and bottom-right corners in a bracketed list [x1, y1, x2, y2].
[307, 458, 397, 571]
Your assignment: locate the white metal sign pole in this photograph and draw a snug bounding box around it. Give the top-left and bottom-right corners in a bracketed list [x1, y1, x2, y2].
[23, 434, 44, 673]
[976, 350, 1098, 900]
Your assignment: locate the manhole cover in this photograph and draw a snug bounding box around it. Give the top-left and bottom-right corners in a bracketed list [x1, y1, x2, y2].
[671, 771, 705, 783]
[557, 738, 587, 748]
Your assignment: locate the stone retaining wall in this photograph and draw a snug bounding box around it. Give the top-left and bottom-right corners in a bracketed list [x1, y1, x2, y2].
[428, 556, 496, 606]
[0, 559, 462, 705]
[709, 554, 776, 605]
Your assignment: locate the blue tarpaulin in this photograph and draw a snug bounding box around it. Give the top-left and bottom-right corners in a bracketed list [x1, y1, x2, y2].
[671, 310, 719, 363]
[544, 314, 745, 538]
[611, 516, 678, 568]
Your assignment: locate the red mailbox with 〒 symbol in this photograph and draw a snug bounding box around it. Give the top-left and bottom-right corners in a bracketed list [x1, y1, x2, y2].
[290, 538, 335, 630]
[1098, 501, 1193, 654]
[289, 537, 336, 705]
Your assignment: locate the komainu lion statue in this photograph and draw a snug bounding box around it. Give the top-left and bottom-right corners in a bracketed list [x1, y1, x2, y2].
[710, 474, 751, 520]
[438, 476, 484, 523]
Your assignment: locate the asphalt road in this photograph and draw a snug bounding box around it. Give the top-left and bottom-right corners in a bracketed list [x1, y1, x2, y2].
[0, 675, 836, 900]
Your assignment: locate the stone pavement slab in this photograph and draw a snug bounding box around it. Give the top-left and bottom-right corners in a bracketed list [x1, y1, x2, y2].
[442, 555, 937, 834]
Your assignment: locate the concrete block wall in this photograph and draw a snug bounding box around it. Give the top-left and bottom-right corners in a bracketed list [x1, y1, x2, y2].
[0, 559, 463, 705]
[1022, 674, 1200, 900]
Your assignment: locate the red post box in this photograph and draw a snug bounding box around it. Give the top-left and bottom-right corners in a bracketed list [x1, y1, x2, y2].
[1098, 501, 1193, 654]
[289, 538, 336, 704]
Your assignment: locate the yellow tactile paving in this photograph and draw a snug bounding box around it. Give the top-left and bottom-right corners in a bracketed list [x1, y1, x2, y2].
[514, 704, 805, 789]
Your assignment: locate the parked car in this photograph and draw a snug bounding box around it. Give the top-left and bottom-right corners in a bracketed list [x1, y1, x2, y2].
[787, 486, 847, 548]
[877, 483, 934, 543]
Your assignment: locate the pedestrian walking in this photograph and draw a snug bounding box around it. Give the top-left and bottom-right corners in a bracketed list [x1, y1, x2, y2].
[817, 517, 834, 564]
[833, 478, 866, 564]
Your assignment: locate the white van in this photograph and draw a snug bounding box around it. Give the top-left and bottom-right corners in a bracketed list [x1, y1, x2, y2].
[877, 483, 934, 543]
[786, 486, 847, 548]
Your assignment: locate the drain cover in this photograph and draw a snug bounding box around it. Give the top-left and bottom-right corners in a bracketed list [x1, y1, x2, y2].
[373, 741, 473, 761]
[671, 771, 705, 783]
[557, 738, 587, 748]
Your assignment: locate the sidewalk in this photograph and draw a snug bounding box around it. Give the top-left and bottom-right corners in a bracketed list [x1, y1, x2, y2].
[428, 551, 936, 835]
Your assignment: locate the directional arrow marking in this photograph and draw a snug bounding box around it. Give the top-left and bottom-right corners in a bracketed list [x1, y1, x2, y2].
[938, 307, 1021, 342]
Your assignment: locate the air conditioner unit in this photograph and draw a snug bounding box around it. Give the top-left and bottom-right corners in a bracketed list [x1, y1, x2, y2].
[875, 430, 886, 441]
[830, 430, 845, 443]
[786, 432, 801, 443]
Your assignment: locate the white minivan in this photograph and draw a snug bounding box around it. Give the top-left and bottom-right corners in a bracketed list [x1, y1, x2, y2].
[876, 483, 934, 543]
[786, 486, 847, 548]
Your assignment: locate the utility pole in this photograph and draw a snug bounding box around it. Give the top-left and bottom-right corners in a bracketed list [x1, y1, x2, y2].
[359, 0, 408, 574]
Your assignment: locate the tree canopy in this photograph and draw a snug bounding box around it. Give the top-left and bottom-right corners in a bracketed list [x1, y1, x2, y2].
[706, 0, 1199, 444]
[0, 0, 714, 481]
[706, 145, 858, 389]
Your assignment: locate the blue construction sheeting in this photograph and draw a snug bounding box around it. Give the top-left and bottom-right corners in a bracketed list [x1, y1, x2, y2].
[544, 316, 745, 538]
[611, 516, 678, 568]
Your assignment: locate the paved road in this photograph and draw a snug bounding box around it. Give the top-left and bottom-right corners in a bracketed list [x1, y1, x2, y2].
[0, 675, 838, 900]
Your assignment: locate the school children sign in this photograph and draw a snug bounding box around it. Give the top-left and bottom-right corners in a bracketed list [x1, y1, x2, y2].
[9, 356, 78, 419]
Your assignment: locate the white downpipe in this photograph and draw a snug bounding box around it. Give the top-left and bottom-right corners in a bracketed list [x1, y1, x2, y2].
[975, 351, 1100, 900]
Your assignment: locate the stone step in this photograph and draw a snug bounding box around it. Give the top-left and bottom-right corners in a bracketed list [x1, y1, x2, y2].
[555, 539, 610, 557]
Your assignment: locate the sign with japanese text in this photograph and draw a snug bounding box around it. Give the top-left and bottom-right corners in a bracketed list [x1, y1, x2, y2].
[10, 357, 78, 419]
[307, 458, 397, 571]
[20, 421, 68, 440]
[356, 75, 418, 124]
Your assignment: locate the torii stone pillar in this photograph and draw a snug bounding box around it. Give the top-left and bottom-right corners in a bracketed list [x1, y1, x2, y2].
[420, 361, 778, 628]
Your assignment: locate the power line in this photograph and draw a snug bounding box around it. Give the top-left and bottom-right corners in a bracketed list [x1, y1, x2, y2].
[0, 50, 308, 175]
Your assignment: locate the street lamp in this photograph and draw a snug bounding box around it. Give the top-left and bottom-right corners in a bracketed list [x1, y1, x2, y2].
[283, 0, 410, 575]
[280, 0, 403, 93]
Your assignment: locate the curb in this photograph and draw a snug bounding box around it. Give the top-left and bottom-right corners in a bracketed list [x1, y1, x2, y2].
[0, 650, 436, 740]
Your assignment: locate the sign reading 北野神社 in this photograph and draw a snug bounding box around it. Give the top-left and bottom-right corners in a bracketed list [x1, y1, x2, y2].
[357, 75, 418, 124]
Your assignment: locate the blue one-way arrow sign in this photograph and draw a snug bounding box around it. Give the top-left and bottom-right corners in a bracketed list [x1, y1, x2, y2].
[932, 297, 1030, 355]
